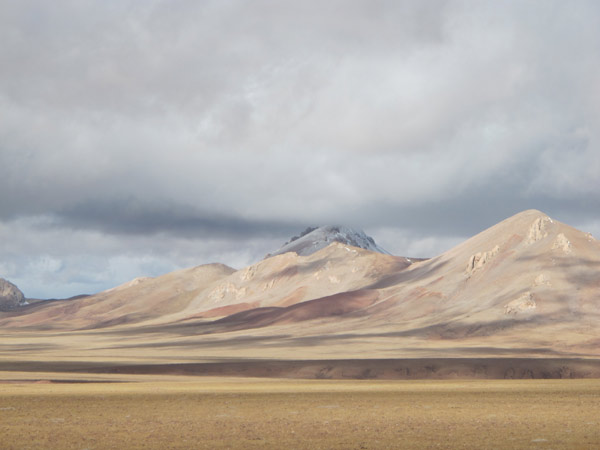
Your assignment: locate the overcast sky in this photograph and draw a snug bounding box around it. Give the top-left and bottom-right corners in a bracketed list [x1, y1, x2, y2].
[1, 0, 599, 298]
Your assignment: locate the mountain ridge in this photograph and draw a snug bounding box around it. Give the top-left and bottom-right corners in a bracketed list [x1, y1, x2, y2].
[1, 209, 599, 365]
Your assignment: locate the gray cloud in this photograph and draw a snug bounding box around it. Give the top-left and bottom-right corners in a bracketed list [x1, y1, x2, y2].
[1, 0, 599, 297]
[55, 197, 299, 238]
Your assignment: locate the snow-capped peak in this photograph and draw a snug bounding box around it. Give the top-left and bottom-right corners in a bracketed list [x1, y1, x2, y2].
[266, 226, 389, 258]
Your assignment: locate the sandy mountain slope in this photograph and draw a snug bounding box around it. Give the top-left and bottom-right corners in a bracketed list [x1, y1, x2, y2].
[376, 210, 598, 324]
[0, 243, 411, 329]
[170, 243, 409, 323]
[0, 263, 235, 329]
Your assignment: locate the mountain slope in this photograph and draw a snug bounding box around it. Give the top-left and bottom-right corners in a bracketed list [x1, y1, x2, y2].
[0, 242, 411, 329]
[172, 243, 408, 324]
[323, 209, 600, 355]
[0, 263, 236, 329]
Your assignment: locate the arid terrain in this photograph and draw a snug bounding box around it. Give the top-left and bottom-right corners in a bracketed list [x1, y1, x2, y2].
[1, 210, 599, 380]
[1, 209, 600, 448]
[1, 376, 600, 449]
[2, 0, 598, 447]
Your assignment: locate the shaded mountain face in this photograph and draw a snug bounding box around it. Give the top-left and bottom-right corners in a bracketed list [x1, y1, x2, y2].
[266, 225, 389, 258]
[0, 278, 26, 311]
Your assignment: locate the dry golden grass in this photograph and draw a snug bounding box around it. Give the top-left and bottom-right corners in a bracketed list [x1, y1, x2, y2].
[1, 377, 599, 449]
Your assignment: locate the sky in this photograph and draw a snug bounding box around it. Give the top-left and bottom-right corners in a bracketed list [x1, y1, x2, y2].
[1, 0, 599, 298]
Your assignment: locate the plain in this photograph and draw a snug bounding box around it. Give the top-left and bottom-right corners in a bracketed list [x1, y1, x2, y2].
[1, 376, 600, 449]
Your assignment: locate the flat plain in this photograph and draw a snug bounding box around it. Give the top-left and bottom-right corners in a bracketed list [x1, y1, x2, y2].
[1, 375, 600, 449]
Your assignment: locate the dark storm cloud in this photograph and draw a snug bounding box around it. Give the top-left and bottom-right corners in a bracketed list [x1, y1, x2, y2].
[0, 0, 599, 297]
[55, 197, 298, 239]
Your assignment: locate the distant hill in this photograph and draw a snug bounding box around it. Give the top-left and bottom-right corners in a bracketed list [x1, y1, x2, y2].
[0, 278, 26, 311]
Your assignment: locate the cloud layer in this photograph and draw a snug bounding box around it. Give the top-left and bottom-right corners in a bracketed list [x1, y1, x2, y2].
[1, 0, 599, 297]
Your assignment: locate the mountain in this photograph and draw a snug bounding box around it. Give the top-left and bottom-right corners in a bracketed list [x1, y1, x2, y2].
[179, 209, 599, 358]
[0, 263, 236, 329]
[266, 225, 389, 258]
[0, 278, 26, 311]
[0, 244, 410, 329]
[1, 210, 600, 379]
[342, 209, 600, 355]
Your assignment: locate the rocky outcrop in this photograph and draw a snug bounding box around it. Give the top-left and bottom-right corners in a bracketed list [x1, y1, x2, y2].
[466, 245, 500, 276]
[207, 282, 247, 303]
[533, 273, 551, 287]
[552, 233, 572, 253]
[526, 217, 552, 244]
[0, 278, 26, 311]
[504, 292, 536, 315]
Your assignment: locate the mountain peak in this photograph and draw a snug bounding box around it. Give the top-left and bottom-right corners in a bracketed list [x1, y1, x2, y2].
[266, 225, 389, 258]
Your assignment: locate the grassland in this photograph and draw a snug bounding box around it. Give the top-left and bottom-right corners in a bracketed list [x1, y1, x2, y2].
[1, 376, 599, 449]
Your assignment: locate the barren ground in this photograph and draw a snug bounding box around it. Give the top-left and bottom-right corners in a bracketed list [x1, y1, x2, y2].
[1, 376, 599, 449]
